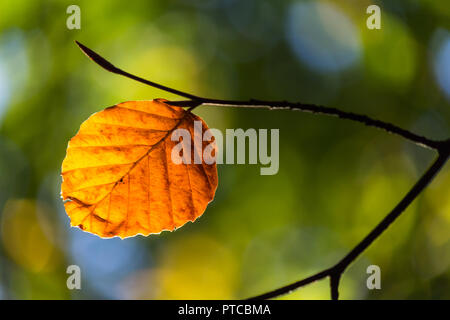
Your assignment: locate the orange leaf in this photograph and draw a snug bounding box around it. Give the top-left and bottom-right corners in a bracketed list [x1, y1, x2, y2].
[61, 99, 218, 239]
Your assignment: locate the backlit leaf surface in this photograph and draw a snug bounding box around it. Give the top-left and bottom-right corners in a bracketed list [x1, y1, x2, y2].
[61, 99, 218, 238]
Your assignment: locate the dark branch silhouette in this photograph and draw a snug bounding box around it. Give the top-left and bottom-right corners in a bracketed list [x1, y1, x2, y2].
[75, 41, 201, 100]
[75, 41, 445, 151]
[75, 41, 450, 300]
[249, 149, 449, 300]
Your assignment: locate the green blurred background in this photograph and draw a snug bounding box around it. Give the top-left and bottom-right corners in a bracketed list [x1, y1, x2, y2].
[0, 0, 449, 299]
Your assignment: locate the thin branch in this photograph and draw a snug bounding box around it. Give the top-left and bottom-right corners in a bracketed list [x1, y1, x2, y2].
[75, 41, 201, 100]
[75, 41, 444, 151]
[330, 273, 342, 301]
[249, 150, 449, 300]
[76, 41, 450, 300]
[186, 99, 444, 150]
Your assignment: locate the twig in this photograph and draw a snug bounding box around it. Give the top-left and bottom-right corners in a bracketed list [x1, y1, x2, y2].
[249, 149, 449, 299]
[75, 41, 444, 151]
[75, 41, 450, 299]
[75, 41, 201, 100]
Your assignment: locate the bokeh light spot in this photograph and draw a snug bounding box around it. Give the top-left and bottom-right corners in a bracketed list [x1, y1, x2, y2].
[431, 29, 450, 100]
[286, 1, 361, 73]
[68, 228, 148, 298]
[1, 199, 61, 273]
[362, 14, 417, 89]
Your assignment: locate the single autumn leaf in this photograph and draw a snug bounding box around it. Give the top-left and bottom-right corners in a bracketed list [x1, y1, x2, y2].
[61, 99, 218, 239]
